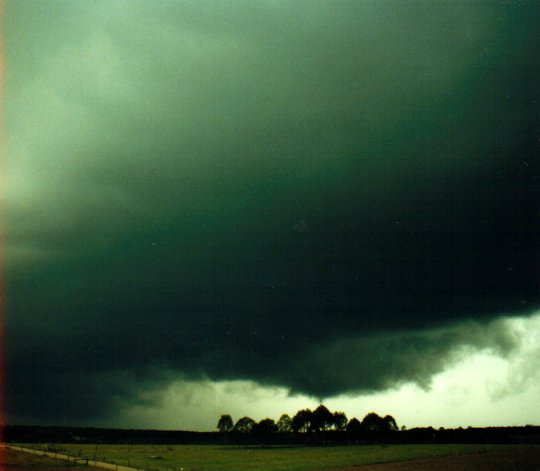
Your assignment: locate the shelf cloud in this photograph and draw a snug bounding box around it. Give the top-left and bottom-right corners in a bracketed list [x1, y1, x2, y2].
[3, 0, 539, 426]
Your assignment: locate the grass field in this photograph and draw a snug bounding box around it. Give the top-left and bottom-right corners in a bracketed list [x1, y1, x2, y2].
[17, 443, 539, 471]
[1, 447, 80, 469]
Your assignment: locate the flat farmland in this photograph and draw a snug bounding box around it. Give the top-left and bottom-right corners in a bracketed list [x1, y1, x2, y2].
[16, 443, 540, 471]
[0, 446, 101, 470]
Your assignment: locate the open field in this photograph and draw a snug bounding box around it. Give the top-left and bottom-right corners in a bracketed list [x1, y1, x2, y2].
[15, 443, 540, 471]
[337, 446, 540, 470]
[0, 446, 102, 470]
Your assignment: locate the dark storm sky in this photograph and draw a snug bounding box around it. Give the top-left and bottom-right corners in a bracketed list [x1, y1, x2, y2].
[2, 0, 539, 425]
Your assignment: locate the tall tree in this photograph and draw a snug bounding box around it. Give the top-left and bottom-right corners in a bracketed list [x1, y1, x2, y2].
[292, 409, 313, 433]
[346, 417, 362, 432]
[277, 414, 293, 433]
[313, 404, 334, 432]
[233, 416, 256, 433]
[383, 415, 398, 431]
[333, 411, 348, 431]
[360, 412, 398, 432]
[217, 414, 233, 433]
[361, 412, 384, 431]
[253, 418, 278, 435]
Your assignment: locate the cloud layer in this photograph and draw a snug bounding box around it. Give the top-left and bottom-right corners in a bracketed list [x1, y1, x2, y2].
[3, 0, 539, 424]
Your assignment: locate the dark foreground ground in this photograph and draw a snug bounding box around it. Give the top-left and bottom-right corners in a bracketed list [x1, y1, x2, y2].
[0, 448, 101, 471]
[336, 446, 540, 471]
[3, 445, 540, 471]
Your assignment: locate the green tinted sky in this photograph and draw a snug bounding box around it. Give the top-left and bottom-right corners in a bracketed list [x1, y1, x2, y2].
[2, 0, 539, 428]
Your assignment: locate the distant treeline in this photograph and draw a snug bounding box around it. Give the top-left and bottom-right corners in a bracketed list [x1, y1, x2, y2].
[215, 405, 540, 445]
[216, 405, 398, 435]
[3, 423, 540, 446]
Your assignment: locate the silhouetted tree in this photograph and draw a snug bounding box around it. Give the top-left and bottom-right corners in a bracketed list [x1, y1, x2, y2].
[313, 405, 334, 432]
[383, 415, 398, 431]
[360, 412, 398, 432]
[233, 416, 255, 433]
[277, 414, 293, 433]
[217, 414, 233, 433]
[292, 409, 313, 433]
[333, 411, 348, 431]
[253, 418, 278, 435]
[361, 412, 384, 431]
[346, 417, 362, 432]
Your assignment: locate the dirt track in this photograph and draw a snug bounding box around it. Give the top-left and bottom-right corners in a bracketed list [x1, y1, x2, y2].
[336, 447, 540, 471]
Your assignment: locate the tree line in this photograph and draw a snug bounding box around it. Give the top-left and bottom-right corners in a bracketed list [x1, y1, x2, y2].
[217, 404, 398, 435]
